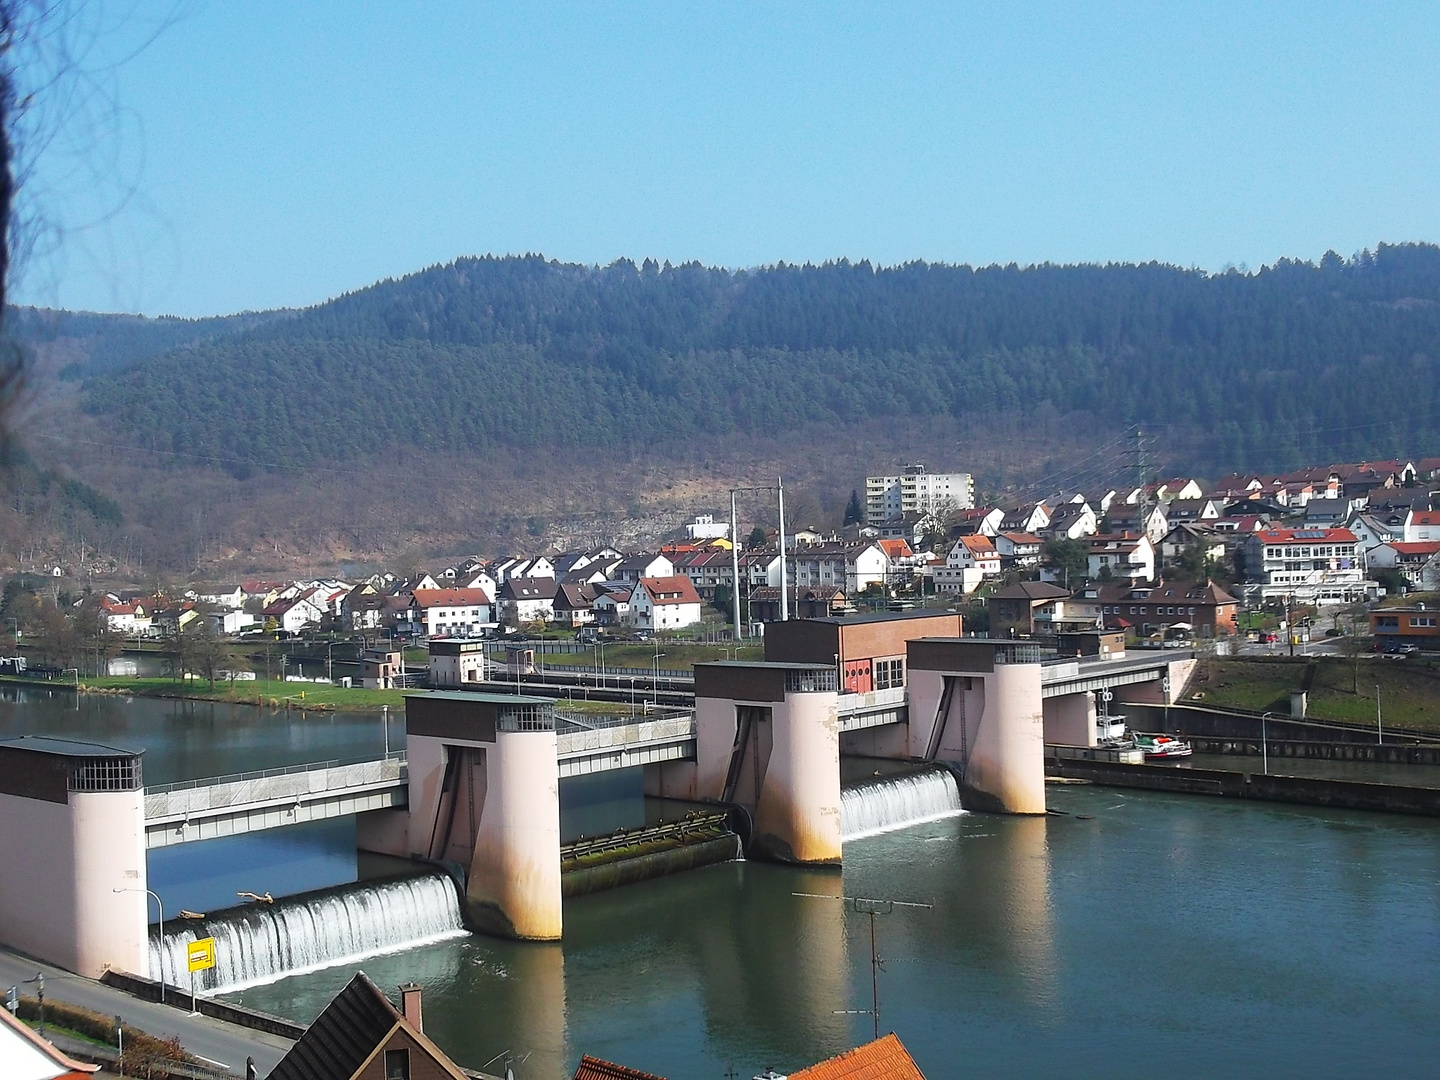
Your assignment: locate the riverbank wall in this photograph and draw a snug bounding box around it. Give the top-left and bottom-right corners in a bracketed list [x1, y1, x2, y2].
[1046, 759, 1440, 817]
[1185, 737, 1440, 765]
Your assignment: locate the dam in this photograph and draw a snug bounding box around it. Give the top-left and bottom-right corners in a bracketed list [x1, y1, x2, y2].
[0, 611, 1194, 984]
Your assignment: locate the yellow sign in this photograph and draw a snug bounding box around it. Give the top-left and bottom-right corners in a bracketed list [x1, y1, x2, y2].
[187, 937, 216, 973]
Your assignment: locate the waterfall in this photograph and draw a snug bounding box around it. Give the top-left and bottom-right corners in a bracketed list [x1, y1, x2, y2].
[150, 873, 467, 994]
[841, 767, 964, 841]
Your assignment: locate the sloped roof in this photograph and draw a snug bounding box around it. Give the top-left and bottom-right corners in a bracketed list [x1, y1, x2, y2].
[268, 972, 404, 1080]
[636, 576, 702, 606]
[412, 587, 494, 608]
[788, 1033, 927, 1080]
[573, 1056, 668, 1080]
[500, 577, 559, 601]
[0, 999, 99, 1078]
[1386, 541, 1440, 557]
[991, 581, 1070, 601]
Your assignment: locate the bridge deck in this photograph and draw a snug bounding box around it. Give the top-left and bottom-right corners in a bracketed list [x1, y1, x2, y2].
[1040, 651, 1191, 698]
[143, 756, 408, 848]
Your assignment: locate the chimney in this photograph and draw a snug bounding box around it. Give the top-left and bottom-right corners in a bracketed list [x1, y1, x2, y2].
[399, 984, 423, 1032]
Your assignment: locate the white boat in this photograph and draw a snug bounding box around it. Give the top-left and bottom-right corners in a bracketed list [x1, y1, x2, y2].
[1133, 733, 1193, 760]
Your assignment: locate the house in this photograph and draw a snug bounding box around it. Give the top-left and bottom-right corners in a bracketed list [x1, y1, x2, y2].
[1039, 501, 1097, 541]
[1370, 605, 1440, 651]
[989, 581, 1078, 637]
[1349, 510, 1408, 551]
[1099, 579, 1239, 638]
[1103, 503, 1168, 543]
[950, 506, 1005, 537]
[240, 580, 289, 607]
[684, 514, 731, 541]
[935, 534, 1002, 594]
[500, 575, 560, 624]
[99, 598, 149, 635]
[412, 587, 494, 637]
[629, 576, 704, 631]
[1153, 477, 1205, 502]
[671, 549, 734, 600]
[1406, 511, 1440, 542]
[614, 553, 676, 584]
[206, 609, 256, 635]
[391, 573, 440, 594]
[747, 586, 847, 622]
[1242, 527, 1377, 605]
[263, 593, 326, 634]
[1303, 499, 1349, 525]
[267, 973, 470, 1080]
[341, 583, 389, 631]
[994, 531, 1043, 568]
[999, 503, 1050, 534]
[789, 541, 891, 594]
[0, 999, 98, 1079]
[1086, 534, 1155, 583]
[552, 582, 597, 626]
[1368, 541, 1440, 588]
[510, 556, 556, 580]
[591, 584, 633, 626]
[1159, 522, 1227, 565]
[197, 583, 245, 609]
[1164, 499, 1222, 523]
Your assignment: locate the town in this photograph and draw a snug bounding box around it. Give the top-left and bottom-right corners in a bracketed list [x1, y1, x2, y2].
[5, 459, 1437, 687]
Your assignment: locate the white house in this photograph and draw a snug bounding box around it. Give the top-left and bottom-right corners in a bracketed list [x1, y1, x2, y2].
[198, 584, 246, 609]
[592, 584, 633, 625]
[411, 587, 494, 637]
[498, 578, 557, 625]
[789, 542, 890, 593]
[1368, 542, 1440, 588]
[207, 609, 257, 635]
[935, 535, 1002, 594]
[1041, 502, 1098, 541]
[1087, 534, 1155, 584]
[685, 515, 731, 541]
[263, 593, 326, 634]
[995, 532, 1043, 567]
[629, 576, 704, 631]
[99, 599, 149, 636]
[1406, 511, 1440, 543]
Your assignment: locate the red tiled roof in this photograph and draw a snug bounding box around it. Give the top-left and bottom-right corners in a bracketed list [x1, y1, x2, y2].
[877, 538, 912, 559]
[1411, 512, 1440, 526]
[1386, 542, 1440, 556]
[636, 576, 702, 606]
[789, 1033, 927, 1080]
[573, 1056, 667, 1080]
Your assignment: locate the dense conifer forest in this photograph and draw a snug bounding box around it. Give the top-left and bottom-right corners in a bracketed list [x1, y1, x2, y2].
[19, 243, 1440, 474]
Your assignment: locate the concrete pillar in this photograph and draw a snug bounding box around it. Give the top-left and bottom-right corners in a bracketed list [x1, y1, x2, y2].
[0, 755, 149, 979]
[466, 727, 562, 940]
[695, 694, 740, 800]
[752, 690, 842, 864]
[965, 663, 1046, 814]
[1042, 692, 1097, 747]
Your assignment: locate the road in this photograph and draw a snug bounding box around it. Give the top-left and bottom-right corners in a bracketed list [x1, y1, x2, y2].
[0, 947, 294, 1076]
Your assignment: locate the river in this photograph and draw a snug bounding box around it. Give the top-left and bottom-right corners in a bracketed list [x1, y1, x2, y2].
[4, 687, 1439, 1077]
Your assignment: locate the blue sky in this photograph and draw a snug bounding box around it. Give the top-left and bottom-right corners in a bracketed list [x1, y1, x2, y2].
[13, 2, 1440, 316]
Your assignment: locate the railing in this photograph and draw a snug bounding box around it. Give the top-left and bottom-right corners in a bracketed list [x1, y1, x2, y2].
[836, 684, 908, 714]
[561, 810, 729, 860]
[145, 751, 407, 795]
[556, 708, 692, 732]
[555, 713, 698, 758]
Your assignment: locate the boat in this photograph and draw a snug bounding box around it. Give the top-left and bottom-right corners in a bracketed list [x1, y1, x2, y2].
[1133, 733, 1193, 760]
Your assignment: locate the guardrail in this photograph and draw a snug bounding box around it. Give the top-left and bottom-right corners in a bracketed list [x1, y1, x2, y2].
[146, 750, 407, 795]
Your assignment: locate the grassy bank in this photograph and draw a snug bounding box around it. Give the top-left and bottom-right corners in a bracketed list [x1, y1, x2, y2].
[0, 674, 405, 712]
[1188, 656, 1440, 733]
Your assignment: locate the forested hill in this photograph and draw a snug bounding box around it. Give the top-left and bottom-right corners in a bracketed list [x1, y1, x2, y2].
[69, 245, 1440, 472]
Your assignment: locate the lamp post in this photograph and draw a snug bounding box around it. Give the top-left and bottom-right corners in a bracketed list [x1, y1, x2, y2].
[113, 887, 166, 1003]
[1376, 684, 1383, 745]
[1259, 711, 1274, 775]
[652, 652, 665, 711]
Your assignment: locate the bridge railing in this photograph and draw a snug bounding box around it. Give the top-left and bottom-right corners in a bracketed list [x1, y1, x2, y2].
[145, 753, 408, 821]
[146, 750, 408, 795]
[556, 714, 697, 758]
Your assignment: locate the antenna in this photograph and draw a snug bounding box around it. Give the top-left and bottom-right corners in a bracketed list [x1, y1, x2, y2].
[793, 893, 932, 1040]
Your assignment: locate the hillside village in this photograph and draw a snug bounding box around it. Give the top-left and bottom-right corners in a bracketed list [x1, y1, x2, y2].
[6, 456, 1440, 675]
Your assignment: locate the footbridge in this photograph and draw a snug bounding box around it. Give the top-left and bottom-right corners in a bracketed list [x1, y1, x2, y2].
[143, 755, 410, 849]
[1040, 650, 1194, 697]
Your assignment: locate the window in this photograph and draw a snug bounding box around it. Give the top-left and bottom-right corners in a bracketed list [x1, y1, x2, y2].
[385, 1049, 411, 1080]
[1414, 617, 1437, 628]
[873, 658, 905, 690]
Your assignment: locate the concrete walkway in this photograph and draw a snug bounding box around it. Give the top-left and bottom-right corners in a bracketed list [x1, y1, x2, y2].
[0, 948, 294, 1077]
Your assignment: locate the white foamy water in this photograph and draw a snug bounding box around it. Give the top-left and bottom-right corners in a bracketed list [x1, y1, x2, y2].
[150, 873, 467, 994]
[841, 767, 964, 841]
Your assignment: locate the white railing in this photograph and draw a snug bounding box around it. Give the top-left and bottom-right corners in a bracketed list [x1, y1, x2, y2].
[145, 755, 407, 821]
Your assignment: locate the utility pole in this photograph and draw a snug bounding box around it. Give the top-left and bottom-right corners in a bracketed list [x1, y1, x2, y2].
[730, 489, 742, 641]
[778, 477, 788, 622]
[793, 893, 932, 1041]
[1376, 684, 1383, 745]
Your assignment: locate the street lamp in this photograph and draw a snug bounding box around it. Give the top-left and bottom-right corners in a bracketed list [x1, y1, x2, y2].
[1259, 711, 1274, 775]
[651, 652, 665, 711]
[113, 887, 166, 1003]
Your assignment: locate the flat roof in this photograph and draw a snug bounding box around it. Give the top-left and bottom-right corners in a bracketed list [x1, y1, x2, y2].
[0, 735, 143, 758]
[695, 660, 838, 670]
[407, 690, 554, 705]
[785, 610, 960, 626]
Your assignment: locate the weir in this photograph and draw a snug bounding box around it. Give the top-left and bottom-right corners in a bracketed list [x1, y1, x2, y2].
[150, 872, 466, 994]
[841, 766, 964, 841]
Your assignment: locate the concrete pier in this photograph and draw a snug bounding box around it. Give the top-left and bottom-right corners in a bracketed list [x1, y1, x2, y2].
[404, 693, 563, 940]
[694, 662, 843, 864]
[0, 738, 150, 979]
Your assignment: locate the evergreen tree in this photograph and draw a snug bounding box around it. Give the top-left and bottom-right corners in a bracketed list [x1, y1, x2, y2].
[843, 489, 864, 526]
